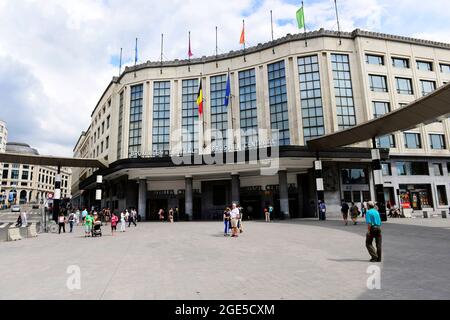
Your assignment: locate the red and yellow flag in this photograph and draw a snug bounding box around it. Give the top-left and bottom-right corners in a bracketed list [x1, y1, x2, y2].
[239, 20, 245, 45]
[197, 79, 203, 115]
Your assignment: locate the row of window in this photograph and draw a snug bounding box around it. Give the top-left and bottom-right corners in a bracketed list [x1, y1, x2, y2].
[369, 74, 437, 96]
[376, 132, 446, 150]
[382, 161, 450, 177]
[366, 54, 450, 73]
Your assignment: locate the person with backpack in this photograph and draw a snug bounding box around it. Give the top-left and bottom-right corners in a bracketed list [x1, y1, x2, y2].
[318, 200, 327, 221]
[68, 212, 75, 233]
[341, 200, 350, 226]
[350, 202, 360, 225]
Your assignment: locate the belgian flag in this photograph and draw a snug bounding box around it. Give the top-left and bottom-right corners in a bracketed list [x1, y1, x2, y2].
[197, 79, 203, 115]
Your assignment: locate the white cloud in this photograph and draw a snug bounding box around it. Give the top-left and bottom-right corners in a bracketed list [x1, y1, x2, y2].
[0, 0, 448, 157]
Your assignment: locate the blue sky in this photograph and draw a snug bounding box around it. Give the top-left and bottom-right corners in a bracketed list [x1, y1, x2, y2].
[0, 0, 449, 156]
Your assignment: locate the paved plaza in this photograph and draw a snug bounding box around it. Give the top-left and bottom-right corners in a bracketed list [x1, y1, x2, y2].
[0, 217, 449, 300]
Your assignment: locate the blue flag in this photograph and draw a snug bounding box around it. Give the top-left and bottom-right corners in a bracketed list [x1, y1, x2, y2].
[224, 73, 231, 107]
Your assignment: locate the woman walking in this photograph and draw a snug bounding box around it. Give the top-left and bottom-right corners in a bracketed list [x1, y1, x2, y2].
[58, 213, 66, 234]
[68, 211, 75, 233]
[350, 202, 360, 225]
[223, 207, 231, 236]
[120, 211, 126, 232]
[264, 207, 270, 222]
[341, 200, 350, 226]
[111, 213, 119, 236]
[168, 208, 174, 223]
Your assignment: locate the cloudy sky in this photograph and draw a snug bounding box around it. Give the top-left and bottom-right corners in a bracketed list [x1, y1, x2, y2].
[0, 0, 448, 157]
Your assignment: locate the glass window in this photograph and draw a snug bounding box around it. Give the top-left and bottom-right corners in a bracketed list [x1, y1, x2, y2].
[404, 132, 422, 149]
[117, 91, 124, 159]
[331, 54, 356, 130]
[392, 57, 409, 69]
[343, 191, 352, 203]
[369, 75, 388, 92]
[433, 163, 443, 176]
[373, 101, 390, 118]
[298, 55, 325, 142]
[268, 60, 290, 146]
[440, 64, 450, 73]
[11, 169, 19, 180]
[182, 79, 199, 154]
[128, 84, 144, 156]
[417, 60, 433, 71]
[366, 54, 384, 66]
[396, 77, 413, 95]
[341, 168, 367, 184]
[396, 162, 429, 175]
[420, 80, 436, 96]
[107, 115, 110, 129]
[376, 135, 396, 148]
[210, 75, 228, 153]
[430, 134, 446, 150]
[2, 169, 8, 179]
[381, 163, 392, 176]
[239, 69, 258, 150]
[437, 185, 448, 206]
[152, 81, 171, 156]
[21, 171, 29, 180]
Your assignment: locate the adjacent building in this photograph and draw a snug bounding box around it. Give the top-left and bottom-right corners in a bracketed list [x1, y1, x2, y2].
[72, 29, 450, 219]
[0, 126, 72, 207]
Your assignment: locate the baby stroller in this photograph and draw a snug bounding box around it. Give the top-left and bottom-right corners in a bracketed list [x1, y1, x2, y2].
[92, 221, 102, 237]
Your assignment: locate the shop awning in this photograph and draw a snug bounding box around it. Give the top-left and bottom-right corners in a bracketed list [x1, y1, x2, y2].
[307, 83, 450, 150]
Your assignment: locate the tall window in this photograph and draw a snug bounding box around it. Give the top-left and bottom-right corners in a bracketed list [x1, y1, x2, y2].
[117, 91, 124, 159]
[430, 134, 446, 150]
[268, 60, 289, 146]
[128, 84, 143, 156]
[417, 60, 433, 71]
[369, 75, 388, 92]
[210, 75, 228, 152]
[392, 57, 409, 69]
[152, 81, 171, 156]
[373, 101, 390, 118]
[239, 69, 258, 149]
[298, 55, 325, 142]
[437, 185, 448, 205]
[440, 64, 450, 73]
[366, 54, 384, 65]
[404, 132, 422, 149]
[182, 79, 199, 154]
[331, 54, 356, 130]
[396, 162, 429, 175]
[376, 135, 396, 148]
[396, 77, 413, 95]
[420, 80, 436, 96]
[21, 170, 28, 180]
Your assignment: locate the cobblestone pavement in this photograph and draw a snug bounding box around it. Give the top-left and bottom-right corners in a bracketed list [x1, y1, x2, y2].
[0, 217, 449, 300]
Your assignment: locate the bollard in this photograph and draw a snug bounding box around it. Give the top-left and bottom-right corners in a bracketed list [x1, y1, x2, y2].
[423, 211, 428, 219]
[7, 227, 22, 241]
[27, 224, 38, 238]
[442, 211, 448, 219]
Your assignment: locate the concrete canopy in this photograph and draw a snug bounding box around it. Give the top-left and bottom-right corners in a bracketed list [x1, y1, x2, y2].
[307, 83, 450, 151]
[0, 152, 106, 169]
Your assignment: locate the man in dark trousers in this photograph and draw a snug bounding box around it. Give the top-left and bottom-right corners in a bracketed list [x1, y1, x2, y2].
[365, 201, 382, 262]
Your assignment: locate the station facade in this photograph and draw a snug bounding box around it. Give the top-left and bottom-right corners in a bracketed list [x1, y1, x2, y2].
[72, 29, 450, 219]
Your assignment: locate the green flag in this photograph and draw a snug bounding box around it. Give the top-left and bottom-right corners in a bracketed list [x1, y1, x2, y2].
[296, 6, 305, 29]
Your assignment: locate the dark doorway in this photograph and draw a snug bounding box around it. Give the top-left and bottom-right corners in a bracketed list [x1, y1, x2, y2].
[241, 194, 262, 220]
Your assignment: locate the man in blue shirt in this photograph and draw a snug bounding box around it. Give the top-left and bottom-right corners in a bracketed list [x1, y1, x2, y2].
[365, 201, 382, 262]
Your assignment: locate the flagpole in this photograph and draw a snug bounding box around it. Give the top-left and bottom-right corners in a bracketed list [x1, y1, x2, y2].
[119, 47, 122, 76]
[200, 74, 206, 150]
[270, 10, 275, 54]
[215, 26, 219, 68]
[302, 2, 308, 47]
[188, 31, 191, 72]
[242, 20, 246, 62]
[160, 33, 164, 74]
[334, 0, 342, 45]
[134, 37, 138, 78]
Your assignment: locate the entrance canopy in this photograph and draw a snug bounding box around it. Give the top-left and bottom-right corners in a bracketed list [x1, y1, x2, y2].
[307, 83, 450, 150]
[0, 152, 106, 169]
